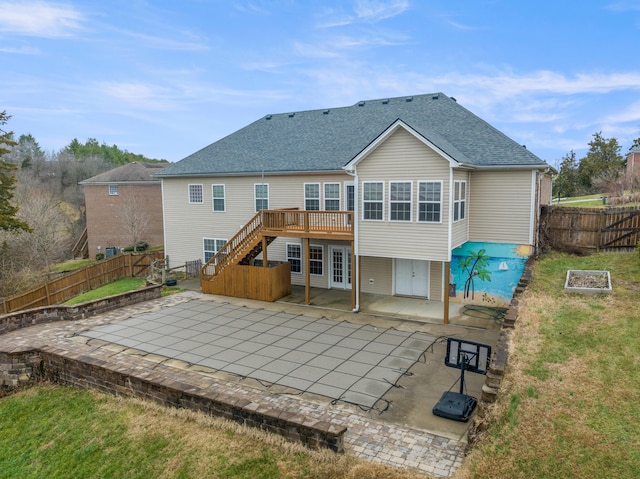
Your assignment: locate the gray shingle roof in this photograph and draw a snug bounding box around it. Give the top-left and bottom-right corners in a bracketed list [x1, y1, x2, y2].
[80, 162, 167, 184]
[156, 93, 549, 177]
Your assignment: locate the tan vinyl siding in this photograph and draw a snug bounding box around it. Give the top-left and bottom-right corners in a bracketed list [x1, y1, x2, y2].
[468, 170, 534, 244]
[162, 173, 351, 266]
[430, 261, 443, 300]
[360, 256, 392, 294]
[357, 128, 451, 261]
[451, 170, 470, 248]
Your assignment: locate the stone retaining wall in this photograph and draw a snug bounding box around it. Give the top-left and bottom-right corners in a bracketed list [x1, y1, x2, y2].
[1, 347, 346, 452]
[39, 350, 346, 451]
[468, 257, 534, 444]
[0, 284, 162, 336]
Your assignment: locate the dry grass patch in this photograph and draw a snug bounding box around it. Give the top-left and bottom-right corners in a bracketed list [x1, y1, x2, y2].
[455, 252, 640, 479]
[1, 385, 424, 479]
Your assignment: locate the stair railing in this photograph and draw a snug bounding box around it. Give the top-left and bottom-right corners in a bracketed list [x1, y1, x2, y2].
[200, 211, 264, 280]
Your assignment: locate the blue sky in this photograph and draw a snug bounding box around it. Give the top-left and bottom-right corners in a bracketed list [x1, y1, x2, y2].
[1, 0, 640, 167]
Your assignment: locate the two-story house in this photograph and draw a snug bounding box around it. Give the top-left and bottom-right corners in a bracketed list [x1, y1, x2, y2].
[156, 93, 552, 316]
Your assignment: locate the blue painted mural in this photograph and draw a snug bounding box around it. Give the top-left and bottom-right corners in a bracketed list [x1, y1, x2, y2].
[449, 242, 532, 307]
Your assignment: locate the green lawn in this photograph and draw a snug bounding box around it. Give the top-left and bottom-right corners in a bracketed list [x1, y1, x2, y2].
[50, 259, 95, 273]
[0, 387, 419, 479]
[63, 277, 147, 305]
[457, 251, 640, 479]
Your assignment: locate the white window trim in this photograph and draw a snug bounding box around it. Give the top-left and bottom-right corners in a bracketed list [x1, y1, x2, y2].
[203, 237, 227, 262]
[286, 243, 302, 274]
[453, 180, 467, 222]
[254, 183, 269, 212]
[324, 182, 341, 211]
[362, 180, 385, 221]
[188, 184, 204, 204]
[304, 182, 320, 211]
[108, 184, 119, 196]
[389, 180, 412, 222]
[211, 184, 225, 212]
[309, 244, 324, 276]
[418, 180, 443, 224]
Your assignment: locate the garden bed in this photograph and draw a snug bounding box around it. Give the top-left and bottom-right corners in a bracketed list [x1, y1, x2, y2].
[564, 270, 612, 294]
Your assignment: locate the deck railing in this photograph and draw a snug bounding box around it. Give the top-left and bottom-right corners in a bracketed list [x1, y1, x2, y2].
[262, 210, 353, 235]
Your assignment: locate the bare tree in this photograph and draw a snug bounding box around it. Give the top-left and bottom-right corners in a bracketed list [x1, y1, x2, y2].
[121, 195, 150, 250]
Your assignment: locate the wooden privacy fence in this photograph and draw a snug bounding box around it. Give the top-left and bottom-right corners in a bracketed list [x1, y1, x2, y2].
[1, 251, 164, 314]
[540, 205, 640, 252]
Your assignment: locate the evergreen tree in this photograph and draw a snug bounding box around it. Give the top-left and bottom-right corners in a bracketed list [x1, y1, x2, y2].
[577, 132, 625, 193]
[0, 111, 31, 232]
[553, 150, 580, 198]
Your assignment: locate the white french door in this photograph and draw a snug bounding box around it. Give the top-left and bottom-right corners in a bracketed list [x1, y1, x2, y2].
[330, 246, 352, 289]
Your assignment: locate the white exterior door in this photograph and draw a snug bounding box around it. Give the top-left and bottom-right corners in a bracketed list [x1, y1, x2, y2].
[330, 246, 352, 289]
[395, 259, 429, 298]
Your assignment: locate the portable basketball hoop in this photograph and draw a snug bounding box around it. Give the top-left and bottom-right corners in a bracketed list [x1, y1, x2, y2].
[432, 337, 491, 422]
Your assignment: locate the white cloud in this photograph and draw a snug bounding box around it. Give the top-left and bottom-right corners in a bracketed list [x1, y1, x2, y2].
[354, 0, 409, 22]
[0, 45, 40, 54]
[0, 1, 84, 37]
[98, 82, 172, 110]
[121, 31, 209, 52]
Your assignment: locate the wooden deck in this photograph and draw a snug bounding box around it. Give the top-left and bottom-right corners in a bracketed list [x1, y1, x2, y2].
[261, 210, 354, 239]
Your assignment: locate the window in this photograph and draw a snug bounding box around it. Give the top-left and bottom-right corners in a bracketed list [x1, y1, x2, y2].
[254, 184, 269, 211]
[362, 181, 383, 220]
[212, 184, 225, 212]
[304, 183, 320, 210]
[309, 245, 323, 275]
[454, 180, 466, 221]
[108, 184, 119, 196]
[189, 184, 204, 204]
[418, 181, 442, 222]
[389, 181, 412, 221]
[286, 243, 302, 274]
[203, 238, 227, 262]
[324, 183, 340, 210]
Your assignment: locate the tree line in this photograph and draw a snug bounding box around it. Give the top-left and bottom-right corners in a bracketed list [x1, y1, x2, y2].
[0, 110, 166, 297]
[553, 132, 640, 199]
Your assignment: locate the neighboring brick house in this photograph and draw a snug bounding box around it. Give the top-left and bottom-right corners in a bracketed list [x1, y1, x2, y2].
[80, 162, 166, 258]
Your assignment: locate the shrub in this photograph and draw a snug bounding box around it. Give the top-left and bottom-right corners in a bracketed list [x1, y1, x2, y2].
[123, 241, 148, 252]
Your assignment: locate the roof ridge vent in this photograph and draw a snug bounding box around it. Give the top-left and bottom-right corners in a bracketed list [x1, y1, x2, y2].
[432, 94, 439, 100]
[358, 101, 365, 107]
[405, 96, 413, 102]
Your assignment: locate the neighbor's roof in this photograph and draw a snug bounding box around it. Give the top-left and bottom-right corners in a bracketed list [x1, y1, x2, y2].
[156, 93, 549, 177]
[80, 162, 167, 185]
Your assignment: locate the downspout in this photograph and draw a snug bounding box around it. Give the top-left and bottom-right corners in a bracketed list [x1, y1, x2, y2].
[345, 168, 359, 312]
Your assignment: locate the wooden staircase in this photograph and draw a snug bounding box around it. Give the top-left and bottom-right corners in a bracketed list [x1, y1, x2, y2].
[72, 227, 89, 259]
[200, 209, 354, 301]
